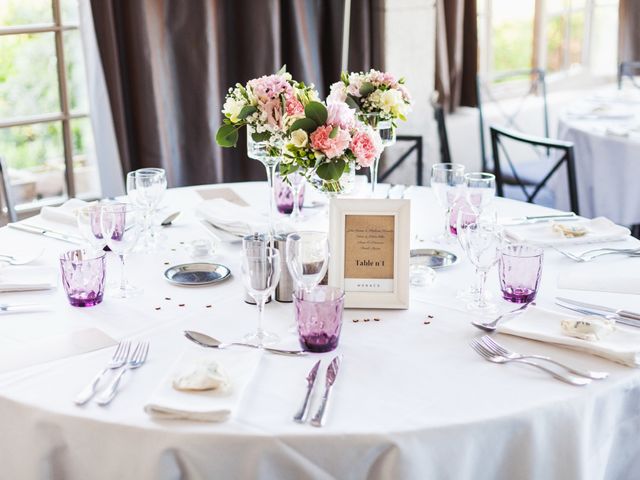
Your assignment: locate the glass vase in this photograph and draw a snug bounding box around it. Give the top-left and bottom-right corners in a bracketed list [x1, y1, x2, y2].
[361, 112, 396, 195]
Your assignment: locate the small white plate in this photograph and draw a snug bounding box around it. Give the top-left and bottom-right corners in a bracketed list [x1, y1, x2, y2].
[410, 249, 458, 269]
[164, 263, 231, 286]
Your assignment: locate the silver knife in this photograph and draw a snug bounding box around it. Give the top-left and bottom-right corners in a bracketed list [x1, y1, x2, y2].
[0, 303, 48, 313]
[8, 223, 83, 244]
[501, 213, 578, 226]
[556, 297, 640, 323]
[293, 360, 321, 423]
[555, 301, 640, 329]
[310, 355, 342, 427]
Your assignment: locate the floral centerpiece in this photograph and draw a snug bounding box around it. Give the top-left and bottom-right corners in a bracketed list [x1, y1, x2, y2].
[280, 101, 383, 193]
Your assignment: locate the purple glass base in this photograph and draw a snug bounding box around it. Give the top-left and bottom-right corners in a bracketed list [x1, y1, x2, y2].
[299, 333, 339, 353]
[502, 287, 536, 303]
[68, 293, 103, 307]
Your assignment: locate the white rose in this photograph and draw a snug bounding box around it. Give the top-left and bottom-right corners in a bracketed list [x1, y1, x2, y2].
[290, 129, 308, 148]
[223, 97, 245, 123]
[379, 89, 403, 115]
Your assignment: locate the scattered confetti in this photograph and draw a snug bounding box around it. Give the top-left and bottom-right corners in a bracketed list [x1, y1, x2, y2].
[352, 319, 359, 323]
[155, 307, 161, 311]
[206, 305, 212, 308]
[178, 303, 185, 307]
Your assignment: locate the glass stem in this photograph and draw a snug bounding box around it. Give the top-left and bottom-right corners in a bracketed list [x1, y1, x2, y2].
[265, 163, 277, 238]
[371, 154, 380, 194]
[291, 183, 301, 220]
[443, 208, 451, 239]
[477, 269, 488, 308]
[256, 298, 266, 347]
[119, 254, 127, 292]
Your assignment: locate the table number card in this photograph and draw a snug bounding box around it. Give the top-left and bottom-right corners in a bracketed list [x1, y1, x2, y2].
[329, 198, 410, 309]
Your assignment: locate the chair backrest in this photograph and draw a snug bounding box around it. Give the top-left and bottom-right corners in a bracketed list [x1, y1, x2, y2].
[476, 68, 549, 172]
[378, 135, 424, 186]
[0, 157, 17, 224]
[430, 92, 452, 164]
[618, 61, 640, 89]
[490, 125, 579, 215]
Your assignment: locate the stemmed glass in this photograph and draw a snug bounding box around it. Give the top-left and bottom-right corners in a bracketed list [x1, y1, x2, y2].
[289, 172, 306, 222]
[431, 163, 465, 243]
[361, 112, 395, 195]
[464, 172, 496, 213]
[459, 215, 502, 312]
[100, 203, 143, 298]
[126, 168, 166, 249]
[241, 244, 281, 346]
[76, 204, 106, 253]
[285, 231, 330, 293]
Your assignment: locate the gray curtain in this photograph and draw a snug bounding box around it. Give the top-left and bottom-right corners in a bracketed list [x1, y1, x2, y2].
[90, 0, 383, 186]
[434, 0, 477, 113]
[618, 0, 640, 62]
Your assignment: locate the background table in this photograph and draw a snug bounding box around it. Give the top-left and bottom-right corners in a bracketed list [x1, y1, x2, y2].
[1, 183, 639, 480]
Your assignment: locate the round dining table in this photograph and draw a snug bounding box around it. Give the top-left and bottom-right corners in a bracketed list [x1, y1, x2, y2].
[0, 182, 639, 480]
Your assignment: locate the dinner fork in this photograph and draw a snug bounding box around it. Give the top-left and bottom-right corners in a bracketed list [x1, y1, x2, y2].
[479, 336, 608, 380]
[96, 341, 149, 406]
[469, 339, 591, 386]
[74, 341, 131, 405]
[552, 246, 640, 263]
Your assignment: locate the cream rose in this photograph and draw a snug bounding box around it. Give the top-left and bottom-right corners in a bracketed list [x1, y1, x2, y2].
[223, 97, 245, 123]
[380, 89, 403, 115]
[290, 129, 309, 148]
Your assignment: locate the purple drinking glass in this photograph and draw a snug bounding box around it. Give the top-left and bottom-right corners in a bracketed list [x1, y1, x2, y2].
[275, 173, 305, 215]
[60, 249, 106, 307]
[499, 243, 544, 303]
[294, 286, 344, 352]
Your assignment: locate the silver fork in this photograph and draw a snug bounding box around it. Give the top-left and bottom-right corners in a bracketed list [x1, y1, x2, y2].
[480, 336, 608, 380]
[552, 246, 640, 263]
[74, 341, 131, 405]
[96, 341, 149, 406]
[469, 339, 591, 386]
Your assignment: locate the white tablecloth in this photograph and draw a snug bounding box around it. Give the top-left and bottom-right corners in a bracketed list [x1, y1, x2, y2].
[554, 98, 640, 225]
[1, 182, 640, 480]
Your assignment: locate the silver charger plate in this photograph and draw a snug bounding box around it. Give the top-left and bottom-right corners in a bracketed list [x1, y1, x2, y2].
[410, 249, 458, 269]
[164, 263, 232, 286]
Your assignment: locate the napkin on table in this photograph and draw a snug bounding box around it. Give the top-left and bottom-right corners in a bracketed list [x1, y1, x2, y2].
[0, 266, 57, 292]
[40, 198, 90, 226]
[196, 199, 269, 237]
[558, 271, 640, 295]
[504, 217, 630, 247]
[144, 348, 261, 422]
[497, 306, 640, 367]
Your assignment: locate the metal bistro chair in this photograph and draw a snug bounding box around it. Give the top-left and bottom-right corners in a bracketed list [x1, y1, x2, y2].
[490, 125, 580, 215]
[377, 135, 424, 186]
[477, 68, 550, 184]
[0, 156, 17, 224]
[618, 61, 640, 89]
[430, 92, 452, 164]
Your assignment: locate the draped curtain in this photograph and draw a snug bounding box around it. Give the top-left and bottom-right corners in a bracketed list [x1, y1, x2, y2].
[90, 0, 383, 186]
[618, 0, 640, 62]
[434, 0, 477, 113]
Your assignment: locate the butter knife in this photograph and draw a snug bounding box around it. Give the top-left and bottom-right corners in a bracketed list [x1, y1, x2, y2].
[293, 360, 321, 423]
[310, 355, 342, 427]
[556, 297, 640, 323]
[555, 301, 640, 329]
[501, 213, 578, 226]
[8, 223, 83, 244]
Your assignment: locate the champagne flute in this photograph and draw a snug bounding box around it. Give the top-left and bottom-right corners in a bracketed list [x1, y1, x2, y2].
[289, 172, 306, 222]
[431, 163, 465, 243]
[241, 245, 281, 346]
[76, 204, 106, 253]
[100, 203, 143, 298]
[285, 231, 330, 293]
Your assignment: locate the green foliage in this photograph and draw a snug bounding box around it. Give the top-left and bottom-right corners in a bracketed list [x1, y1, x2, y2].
[344, 95, 359, 110]
[289, 118, 317, 133]
[304, 101, 327, 126]
[237, 105, 257, 120]
[359, 82, 375, 97]
[329, 125, 339, 139]
[315, 159, 346, 181]
[215, 124, 239, 147]
[251, 130, 271, 142]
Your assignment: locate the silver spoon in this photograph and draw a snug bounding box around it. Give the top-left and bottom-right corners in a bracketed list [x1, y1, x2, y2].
[184, 330, 307, 356]
[471, 302, 533, 332]
[160, 211, 180, 226]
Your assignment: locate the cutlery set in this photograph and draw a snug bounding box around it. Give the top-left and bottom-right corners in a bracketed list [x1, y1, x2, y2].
[552, 246, 640, 262]
[295, 355, 342, 427]
[75, 341, 149, 406]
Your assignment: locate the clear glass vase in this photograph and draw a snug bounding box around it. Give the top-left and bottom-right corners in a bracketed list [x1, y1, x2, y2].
[309, 163, 356, 197]
[361, 112, 396, 195]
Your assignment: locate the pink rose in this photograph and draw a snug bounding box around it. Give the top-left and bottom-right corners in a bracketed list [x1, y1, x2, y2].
[350, 128, 383, 167]
[264, 98, 283, 129]
[248, 74, 293, 104]
[327, 102, 355, 129]
[310, 125, 351, 159]
[327, 82, 347, 103]
[286, 97, 304, 117]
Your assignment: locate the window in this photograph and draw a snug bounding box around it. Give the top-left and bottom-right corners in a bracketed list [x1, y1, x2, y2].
[0, 0, 99, 214]
[477, 0, 620, 84]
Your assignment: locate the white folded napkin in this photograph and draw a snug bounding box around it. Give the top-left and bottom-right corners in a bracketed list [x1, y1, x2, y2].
[498, 306, 640, 367]
[0, 266, 57, 292]
[558, 270, 640, 295]
[504, 217, 630, 246]
[196, 198, 268, 237]
[40, 198, 90, 226]
[144, 348, 261, 422]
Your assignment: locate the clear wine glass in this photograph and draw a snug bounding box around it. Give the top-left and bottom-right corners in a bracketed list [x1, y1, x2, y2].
[285, 231, 330, 293]
[126, 169, 166, 249]
[100, 203, 143, 298]
[464, 172, 496, 213]
[431, 163, 465, 243]
[455, 203, 481, 300]
[76, 204, 106, 253]
[241, 245, 281, 346]
[289, 172, 306, 222]
[460, 215, 502, 312]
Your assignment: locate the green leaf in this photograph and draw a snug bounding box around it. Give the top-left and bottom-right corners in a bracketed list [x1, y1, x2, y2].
[344, 95, 360, 110]
[340, 71, 349, 84]
[215, 124, 239, 148]
[237, 105, 257, 120]
[289, 118, 318, 133]
[277, 64, 287, 75]
[329, 126, 339, 139]
[304, 101, 328, 126]
[359, 82, 375, 97]
[251, 131, 271, 142]
[280, 93, 287, 115]
[316, 159, 346, 181]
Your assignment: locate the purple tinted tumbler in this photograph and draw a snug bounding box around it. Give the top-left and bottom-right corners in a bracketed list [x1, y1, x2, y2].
[60, 249, 106, 307]
[294, 286, 344, 352]
[499, 243, 544, 303]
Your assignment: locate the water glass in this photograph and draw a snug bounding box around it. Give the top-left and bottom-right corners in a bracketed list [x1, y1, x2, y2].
[431, 163, 465, 242]
[499, 243, 544, 303]
[285, 231, 330, 293]
[126, 168, 166, 249]
[464, 172, 496, 212]
[76, 204, 106, 252]
[275, 172, 305, 218]
[294, 286, 345, 352]
[60, 249, 106, 307]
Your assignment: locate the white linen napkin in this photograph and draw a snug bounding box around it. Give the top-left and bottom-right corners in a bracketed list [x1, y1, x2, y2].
[497, 306, 640, 367]
[40, 198, 90, 226]
[0, 266, 57, 292]
[504, 217, 630, 246]
[144, 348, 261, 422]
[196, 198, 269, 237]
[558, 271, 640, 295]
